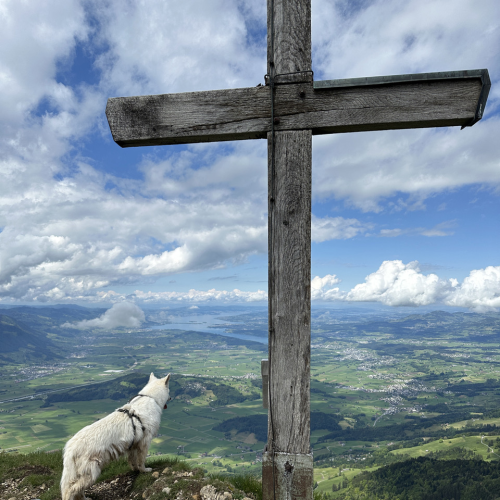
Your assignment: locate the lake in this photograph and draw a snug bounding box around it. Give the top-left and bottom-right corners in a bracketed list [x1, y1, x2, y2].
[148, 312, 267, 344]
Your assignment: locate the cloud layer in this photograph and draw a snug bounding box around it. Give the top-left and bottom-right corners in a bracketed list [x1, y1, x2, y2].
[63, 301, 145, 329]
[0, 0, 499, 306]
[52, 262, 500, 313]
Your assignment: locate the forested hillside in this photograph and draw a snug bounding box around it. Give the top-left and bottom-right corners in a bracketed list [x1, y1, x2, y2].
[334, 457, 500, 500]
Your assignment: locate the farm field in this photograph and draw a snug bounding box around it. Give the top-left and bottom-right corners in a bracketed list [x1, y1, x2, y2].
[1, 304, 499, 491]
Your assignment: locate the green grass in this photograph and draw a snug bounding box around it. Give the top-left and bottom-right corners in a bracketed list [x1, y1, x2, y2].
[209, 472, 262, 500]
[0, 451, 221, 500]
[390, 435, 495, 460]
[2, 312, 500, 492]
[0, 450, 63, 500]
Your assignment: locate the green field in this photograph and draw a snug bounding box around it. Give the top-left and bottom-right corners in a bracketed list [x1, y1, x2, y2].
[1, 305, 500, 495]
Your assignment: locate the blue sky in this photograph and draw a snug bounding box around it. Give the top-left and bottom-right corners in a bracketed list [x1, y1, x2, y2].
[0, 0, 499, 312]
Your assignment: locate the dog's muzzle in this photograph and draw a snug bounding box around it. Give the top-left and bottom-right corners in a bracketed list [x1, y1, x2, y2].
[164, 397, 172, 410]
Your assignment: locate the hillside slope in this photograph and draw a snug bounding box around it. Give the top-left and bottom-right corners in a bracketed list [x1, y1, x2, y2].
[0, 314, 60, 362]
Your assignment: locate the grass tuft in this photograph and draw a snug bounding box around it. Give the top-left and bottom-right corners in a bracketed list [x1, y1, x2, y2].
[209, 472, 262, 500]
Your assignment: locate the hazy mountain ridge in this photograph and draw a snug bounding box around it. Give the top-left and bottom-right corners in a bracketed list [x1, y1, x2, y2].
[0, 314, 61, 362]
[0, 304, 107, 335]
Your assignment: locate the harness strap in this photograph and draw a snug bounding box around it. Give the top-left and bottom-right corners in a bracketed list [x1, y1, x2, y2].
[117, 408, 146, 450]
[128, 393, 160, 406]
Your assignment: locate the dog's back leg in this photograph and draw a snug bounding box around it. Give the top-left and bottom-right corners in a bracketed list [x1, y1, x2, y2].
[128, 447, 140, 471]
[61, 456, 102, 500]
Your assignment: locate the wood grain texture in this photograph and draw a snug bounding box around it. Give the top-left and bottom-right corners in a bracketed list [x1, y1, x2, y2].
[261, 359, 269, 409]
[106, 85, 270, 147]
[265, 71, 313, 85]
[267, 0, 311, 75]
[267, 129, 311, 454]
[106, 79, 482, 147]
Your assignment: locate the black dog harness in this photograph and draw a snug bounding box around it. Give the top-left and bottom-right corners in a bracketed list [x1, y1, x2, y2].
[117, 408, 145, 450]
[117, 394, 171, 450]
[128, 393, 170, 409]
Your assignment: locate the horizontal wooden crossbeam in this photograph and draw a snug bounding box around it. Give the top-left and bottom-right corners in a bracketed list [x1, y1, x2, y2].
[106, 70, 488, 148]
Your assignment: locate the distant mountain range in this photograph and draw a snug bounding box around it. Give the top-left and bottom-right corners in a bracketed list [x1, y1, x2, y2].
[0, 314, 60, 363]
[0, 304, 106, 363]
[0, 304, 106, 335]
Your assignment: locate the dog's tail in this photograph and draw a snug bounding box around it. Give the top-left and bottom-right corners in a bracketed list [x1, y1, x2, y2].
[61, 448, 102, 500]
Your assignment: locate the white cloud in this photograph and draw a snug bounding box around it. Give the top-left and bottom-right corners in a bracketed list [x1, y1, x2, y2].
[132, 288, 268, 304]
[0, 0, 499, 307]
[0, 0, 88, 125]
[312, 121, 500, 212]
[379, 221, 456, 237]
[0, 1, 271, 304]
[312, 215, 370, 242]
[7, 261, 497, 313]
[445, 266, 500, 312]
[63, 301, 145, 329]
[311, 274, 342, 301]
[312, 261, 500, 312]
[313, 0, 500, 83]
[345, 260, 452, 306]
[93, 0, 265, 97]
[311, 0, 500, 211]
[0, 143, 268, 302]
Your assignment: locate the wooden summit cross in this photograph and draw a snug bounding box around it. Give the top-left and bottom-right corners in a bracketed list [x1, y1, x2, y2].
[106, 1, 490, 498]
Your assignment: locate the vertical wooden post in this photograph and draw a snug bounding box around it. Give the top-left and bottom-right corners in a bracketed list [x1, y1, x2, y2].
[263, 1, 313, 499]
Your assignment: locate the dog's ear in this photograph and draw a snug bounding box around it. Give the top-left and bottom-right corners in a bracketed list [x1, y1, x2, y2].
[164, 373, 171, 385]
[149, 372, 156, 382]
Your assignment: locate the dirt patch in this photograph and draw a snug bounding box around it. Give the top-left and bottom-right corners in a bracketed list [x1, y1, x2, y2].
[86, 471, 141, 500]
[16, 464, 53, 477]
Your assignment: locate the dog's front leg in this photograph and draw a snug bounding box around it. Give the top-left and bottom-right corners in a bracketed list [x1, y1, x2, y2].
[137, 439, 152, 472]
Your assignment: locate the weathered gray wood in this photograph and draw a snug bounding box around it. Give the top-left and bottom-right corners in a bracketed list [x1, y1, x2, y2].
[106, 78, 482, 147]
[262, 452, 313, 500]
[263, 2, 314, 498]
[106, 86, 270, 147]
[265, 71, 313, 85]
[261, 359, 269, 409]
[267, 129, 311, 455]
[267, 0, 311, 76]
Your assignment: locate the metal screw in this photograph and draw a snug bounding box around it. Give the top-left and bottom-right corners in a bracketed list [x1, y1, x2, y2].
[274, 117, 280, 124]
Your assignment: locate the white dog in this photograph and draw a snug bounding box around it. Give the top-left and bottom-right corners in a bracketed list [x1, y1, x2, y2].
[61, 373, 171, 500]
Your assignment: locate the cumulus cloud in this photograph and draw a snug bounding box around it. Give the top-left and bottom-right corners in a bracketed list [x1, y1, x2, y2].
[63, 302, 145, 330]
[445, 266, 500, 312]
[345, 260, 453, 306]
[311, 274, 342, 301]
[313, 0, 500, 82]
[313, 122, 500, 212]
[312, 261, 500, 312]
